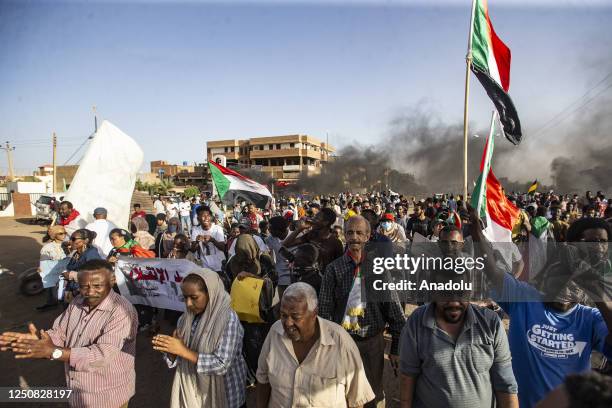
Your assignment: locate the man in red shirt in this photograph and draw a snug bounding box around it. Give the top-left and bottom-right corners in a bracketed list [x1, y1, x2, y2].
[131, 203, 146, 219]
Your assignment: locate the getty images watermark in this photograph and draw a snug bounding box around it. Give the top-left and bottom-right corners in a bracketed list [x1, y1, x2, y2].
[371, 253, 486, 291]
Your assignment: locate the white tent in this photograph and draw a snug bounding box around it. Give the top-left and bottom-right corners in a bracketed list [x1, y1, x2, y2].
[63, 121, 144, 230]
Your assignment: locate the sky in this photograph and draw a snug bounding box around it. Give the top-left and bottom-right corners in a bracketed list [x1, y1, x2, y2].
[1, 0, 611, 180]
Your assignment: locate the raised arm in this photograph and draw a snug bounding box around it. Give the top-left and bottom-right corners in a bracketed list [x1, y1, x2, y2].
[468, 205, 505, 292]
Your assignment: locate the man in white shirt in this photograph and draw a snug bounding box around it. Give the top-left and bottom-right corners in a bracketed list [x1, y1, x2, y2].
[256, 282, 375, 408]
[178, 197, 192, 234]
[165, 198, 178, 219]
[85, 207, 117, 257]
[152, 195, 165, 215]
[190, 205, 226, 272]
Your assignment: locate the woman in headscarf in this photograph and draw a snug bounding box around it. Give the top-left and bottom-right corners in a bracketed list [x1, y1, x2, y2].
[131, 216, 156, 250]
[107, 228, 156, 262]
[36, 225, 68, 310]
[152, 269, 247, 408]
[61, 228, 102, 305]
[226, 234, 276, 383]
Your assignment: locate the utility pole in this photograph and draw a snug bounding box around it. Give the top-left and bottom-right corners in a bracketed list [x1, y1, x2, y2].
[52, 133, 57, 193]
[1, 142, 16, 181]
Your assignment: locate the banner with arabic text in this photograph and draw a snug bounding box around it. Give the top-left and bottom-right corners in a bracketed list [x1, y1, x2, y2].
[115, 258, 200, 311]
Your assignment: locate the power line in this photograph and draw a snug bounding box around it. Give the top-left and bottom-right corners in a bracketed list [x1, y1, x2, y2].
[62, 132, 95, 165]
[530, 71, 612, 138]
[533, 82, 612, 138]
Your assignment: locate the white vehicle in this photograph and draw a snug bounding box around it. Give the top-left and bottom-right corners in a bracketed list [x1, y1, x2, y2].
[35, 193, 65, 223]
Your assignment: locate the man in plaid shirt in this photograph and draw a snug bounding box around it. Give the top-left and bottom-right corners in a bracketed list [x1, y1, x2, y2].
[319, 215, 406, 408]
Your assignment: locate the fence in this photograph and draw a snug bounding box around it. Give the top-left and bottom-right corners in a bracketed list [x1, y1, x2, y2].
[0, 192, 11, 211]
[28, 193, 44, 204]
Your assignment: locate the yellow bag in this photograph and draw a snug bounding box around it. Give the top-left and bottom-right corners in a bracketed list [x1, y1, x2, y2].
[230, 277, 265, 323]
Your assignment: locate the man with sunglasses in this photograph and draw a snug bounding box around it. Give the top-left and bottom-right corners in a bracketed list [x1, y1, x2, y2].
[399, 226, 519, 408]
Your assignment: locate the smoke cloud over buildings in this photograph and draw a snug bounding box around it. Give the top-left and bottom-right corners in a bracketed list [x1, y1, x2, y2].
[296, 100, 611, 195]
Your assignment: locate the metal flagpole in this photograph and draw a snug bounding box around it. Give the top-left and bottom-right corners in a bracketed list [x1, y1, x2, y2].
[52, 133, 57, 193]
[463, 0, 478, 201]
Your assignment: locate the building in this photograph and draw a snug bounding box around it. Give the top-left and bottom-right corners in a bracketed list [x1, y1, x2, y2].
[206, 134, 335, 182]
[35, 164, 54, 176]
[55, 165, 79, 188]
[150, 160, 195, 178]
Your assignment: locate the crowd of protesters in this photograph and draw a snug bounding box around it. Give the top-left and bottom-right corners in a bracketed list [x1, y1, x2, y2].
[0, 188, 611, 408]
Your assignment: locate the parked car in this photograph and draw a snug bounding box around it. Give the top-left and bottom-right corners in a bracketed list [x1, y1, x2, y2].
[35, 193, 64, 224]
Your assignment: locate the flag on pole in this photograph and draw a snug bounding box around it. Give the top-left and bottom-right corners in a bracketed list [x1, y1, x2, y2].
[470, 0, 522, 145]
[207, 160, 273, 209]
[471, 113, 519, 242]
[527, 180, 538, 194]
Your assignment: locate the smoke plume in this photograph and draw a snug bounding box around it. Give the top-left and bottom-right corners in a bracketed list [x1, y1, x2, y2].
[295, 99, 612, 196]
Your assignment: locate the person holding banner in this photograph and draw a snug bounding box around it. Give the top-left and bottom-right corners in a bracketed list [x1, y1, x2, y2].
[107, 229, 156, 261]
[152, 269, 247, 408]
[107, 228, 156, 333]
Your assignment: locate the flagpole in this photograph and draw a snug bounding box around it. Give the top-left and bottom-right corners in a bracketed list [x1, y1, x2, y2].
[463, 0, 478, 201]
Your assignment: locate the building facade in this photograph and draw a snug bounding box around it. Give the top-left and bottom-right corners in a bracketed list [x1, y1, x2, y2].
[206, 134, 334, 182]
[150, 160, 195, 178]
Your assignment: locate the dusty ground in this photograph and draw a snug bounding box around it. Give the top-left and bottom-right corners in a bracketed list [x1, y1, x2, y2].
[0, 217, 403, 407]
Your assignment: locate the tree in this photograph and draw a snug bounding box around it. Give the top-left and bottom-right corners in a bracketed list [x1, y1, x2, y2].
[135, 180, 147, 191]
[183, 186, 200, 198]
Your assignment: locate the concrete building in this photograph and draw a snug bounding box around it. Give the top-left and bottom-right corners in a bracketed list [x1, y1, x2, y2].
[206, 134, 334, 182]
[150, 160, 195, 178]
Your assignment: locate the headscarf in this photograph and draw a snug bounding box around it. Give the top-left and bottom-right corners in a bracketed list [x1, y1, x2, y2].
[171, 268, 232, 408]
[132, 216, 150, 233]
[47, 225, 66, 241]
[228, 234, 261, 277]
[110, 229, 138, 252]
[161, 217, 183, 256]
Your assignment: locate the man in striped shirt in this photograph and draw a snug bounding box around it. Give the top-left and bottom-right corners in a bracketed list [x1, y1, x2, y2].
[0, 259, 138, 408]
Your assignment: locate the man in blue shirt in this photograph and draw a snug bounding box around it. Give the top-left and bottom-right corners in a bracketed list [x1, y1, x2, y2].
[470, 211, 612, 408]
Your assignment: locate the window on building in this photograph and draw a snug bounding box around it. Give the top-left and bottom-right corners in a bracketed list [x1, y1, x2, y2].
[276, 144, 281, 150]
[290, 143, 295, 148]
[224, 147, 228, 153]
[269, 144, 273, 150]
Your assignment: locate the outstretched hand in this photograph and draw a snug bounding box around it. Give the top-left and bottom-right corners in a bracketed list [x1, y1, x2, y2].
[0, 323, 39, 351]
[1, 323, 56, 359]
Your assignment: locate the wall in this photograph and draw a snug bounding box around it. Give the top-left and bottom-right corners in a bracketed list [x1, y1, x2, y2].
[12, 193, 33, 217]
[6, 181, 47, 194]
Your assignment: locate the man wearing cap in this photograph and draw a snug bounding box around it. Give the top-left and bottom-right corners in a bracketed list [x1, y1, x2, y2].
[85, 208, 117, 257]
[377, 212, 407, 246]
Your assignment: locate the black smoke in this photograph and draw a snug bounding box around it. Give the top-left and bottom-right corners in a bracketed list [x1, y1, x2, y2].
[295, 100, 612, 195]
